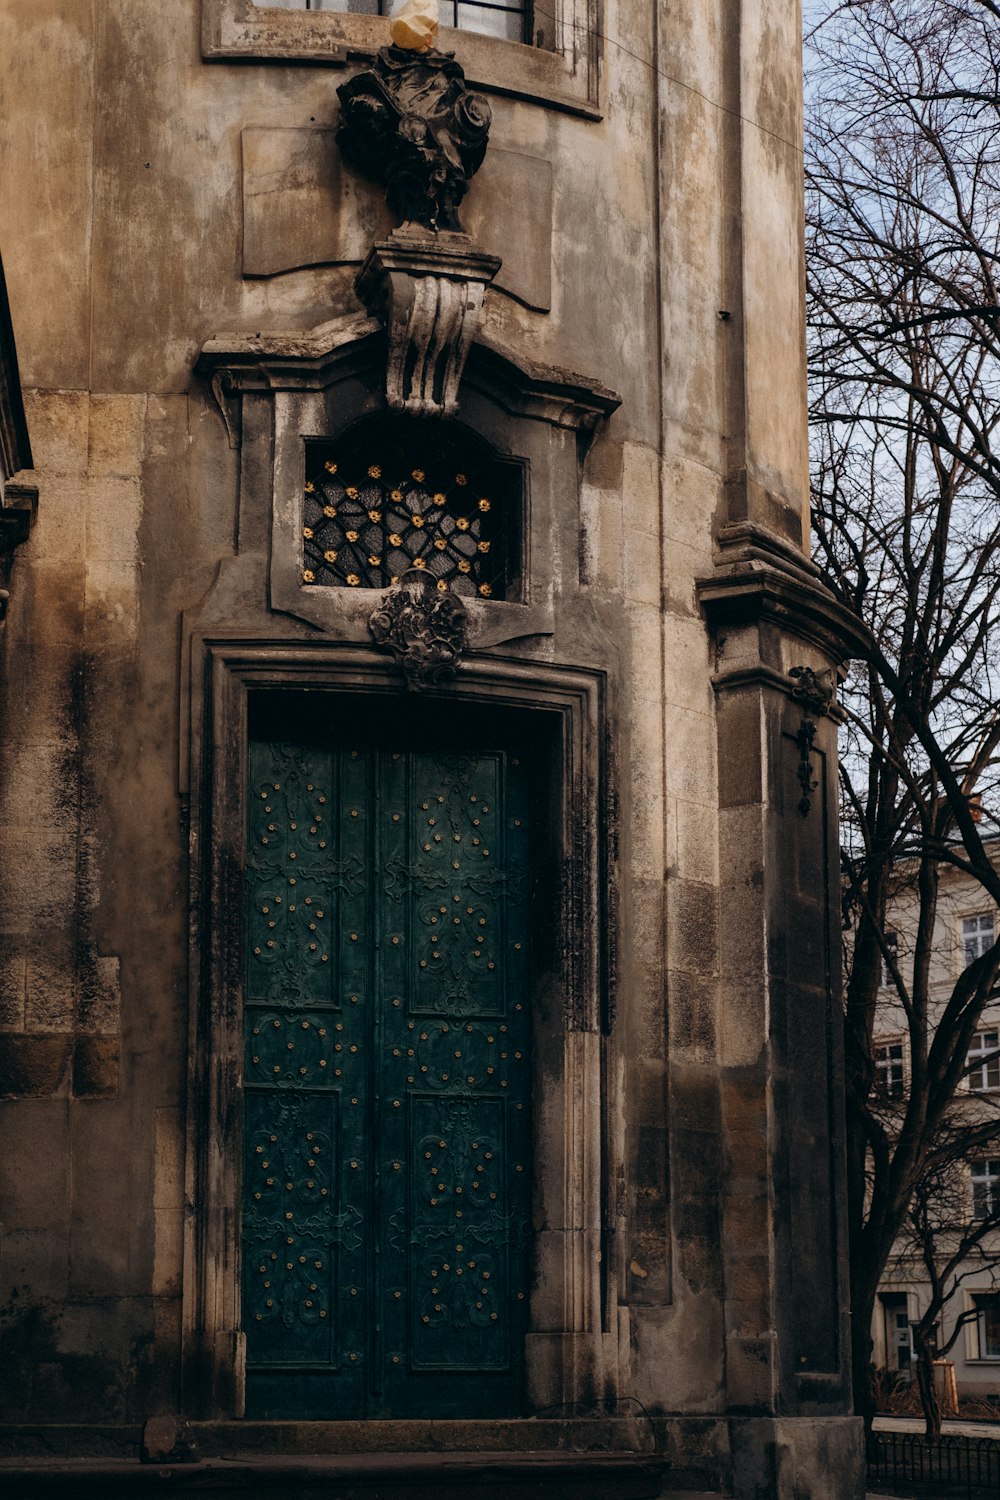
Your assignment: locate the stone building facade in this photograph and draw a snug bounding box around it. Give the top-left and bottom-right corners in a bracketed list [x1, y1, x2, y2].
[0, 2, 866, 1494]
[872, 843, 1000, 1403]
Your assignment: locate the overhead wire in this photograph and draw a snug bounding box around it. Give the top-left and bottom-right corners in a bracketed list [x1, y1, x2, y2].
[524, 0, 803, 154]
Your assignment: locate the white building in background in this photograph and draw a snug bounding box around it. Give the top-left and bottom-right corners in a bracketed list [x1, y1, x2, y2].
[873, 838, 1000, 1401]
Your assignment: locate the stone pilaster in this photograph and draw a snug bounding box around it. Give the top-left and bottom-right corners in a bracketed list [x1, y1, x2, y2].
[698, 551, 869, 1499]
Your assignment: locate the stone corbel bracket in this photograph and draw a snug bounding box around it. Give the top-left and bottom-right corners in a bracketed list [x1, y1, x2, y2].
[356, 229, 501, 418]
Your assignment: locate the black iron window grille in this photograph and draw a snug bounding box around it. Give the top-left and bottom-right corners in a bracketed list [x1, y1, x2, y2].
[252, 1, 531, 45]
[302, 419, 520, 600]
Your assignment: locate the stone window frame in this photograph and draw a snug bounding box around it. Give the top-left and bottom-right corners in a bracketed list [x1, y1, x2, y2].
[970, 1157, 1000, 1222]
[967, 1028, 1000, 1095]
[195, 314, 620, 653]
[969, 1291, 1000, 1361]
[879, 928, 898, 989]
[201, 0, 602, 118]
[962, 910, 996, 970]
[872, 1038, 905, 1102]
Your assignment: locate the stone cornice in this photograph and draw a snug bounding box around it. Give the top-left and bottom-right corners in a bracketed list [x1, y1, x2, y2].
[196, 314, 621, 439]
[697, 526, 873, 666]
[465, 332, 621, 433]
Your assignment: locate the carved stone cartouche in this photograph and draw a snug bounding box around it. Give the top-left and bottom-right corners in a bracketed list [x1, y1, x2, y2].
[337, 44, 492, 233]
[788, 665, 836, 817]
[789, 663, 836, 718]
[368, 567, 468, 690]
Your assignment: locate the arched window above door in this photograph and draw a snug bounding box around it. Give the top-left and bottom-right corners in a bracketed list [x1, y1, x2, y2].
[195, 314, 619, 650]
[302, 417, 521, 601]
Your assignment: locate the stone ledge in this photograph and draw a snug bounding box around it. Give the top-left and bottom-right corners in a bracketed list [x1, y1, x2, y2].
[193, 1416, 655, 1456]
[0, 1451, 668, 1498]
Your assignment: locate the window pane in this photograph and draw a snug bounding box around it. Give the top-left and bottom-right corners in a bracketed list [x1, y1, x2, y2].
[251, 0, 530, 33]
[252, 1, 381, 10]
[881, 930, 899, 987]
[874, 1042, 905, 1100]
[301, 420, 520, 600]
[981, 1297, 1000, 1358]
[453, 3, 527, 42]
[964, 914, 995, 966]
[969, 1032, 1000, 1092]
[972, 1160, 1000, 1219]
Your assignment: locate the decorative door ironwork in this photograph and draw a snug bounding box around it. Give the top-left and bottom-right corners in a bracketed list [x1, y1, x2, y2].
[243, 734, 532, 1418]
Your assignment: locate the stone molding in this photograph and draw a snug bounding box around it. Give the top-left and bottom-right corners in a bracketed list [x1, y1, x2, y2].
[0, 473, 38, 553]
[0, 255, 32, 486]
[697, 532, 872, 668]
[200, 0, 602, 119]
[181, 639, 612, 1416]
[240, 129, 554, 313]
[197, 313, 620, 435]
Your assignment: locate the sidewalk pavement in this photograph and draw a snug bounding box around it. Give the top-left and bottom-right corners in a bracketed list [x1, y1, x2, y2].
[875, 1412, 1000, 1439]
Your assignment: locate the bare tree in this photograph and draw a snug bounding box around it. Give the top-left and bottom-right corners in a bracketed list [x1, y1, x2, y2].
[806, 0, 1000, 1434]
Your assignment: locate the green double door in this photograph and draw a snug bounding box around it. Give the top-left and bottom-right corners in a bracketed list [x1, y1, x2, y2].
[242, 727, 533, 1418]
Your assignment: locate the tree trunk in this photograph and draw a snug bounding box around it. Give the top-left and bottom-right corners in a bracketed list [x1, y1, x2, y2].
[850, 1270, 878, 1446]
[913, 1334, 943, 1442]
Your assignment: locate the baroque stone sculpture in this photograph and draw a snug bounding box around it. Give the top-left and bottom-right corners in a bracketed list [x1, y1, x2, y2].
[336, 2, 501, 417]
[369, 567, 469, 689]
[336, 33, 492, 233]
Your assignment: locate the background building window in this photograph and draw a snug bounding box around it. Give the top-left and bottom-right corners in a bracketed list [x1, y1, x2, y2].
[874, 1041, 905, 1101]
[963, 912, 995, 967]
[971, 1159, 1000, 1221]
[252, 0, 531, 43]
[968, 1031, 1000, 1093]
[880, 1292, 913, 1373]
[881, 929, 899, 987]
[976, 1294, 1000, 1358]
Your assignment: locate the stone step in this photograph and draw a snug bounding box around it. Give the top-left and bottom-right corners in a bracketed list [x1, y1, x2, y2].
[192, 1417, 656, 1457]
[0, 1451, 670, 1499]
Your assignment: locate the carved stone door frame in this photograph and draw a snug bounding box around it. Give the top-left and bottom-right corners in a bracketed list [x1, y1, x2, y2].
[180, 639, 612, 1419]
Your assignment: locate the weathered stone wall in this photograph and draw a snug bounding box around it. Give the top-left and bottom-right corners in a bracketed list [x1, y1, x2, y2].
[0, 3, 863, 1491]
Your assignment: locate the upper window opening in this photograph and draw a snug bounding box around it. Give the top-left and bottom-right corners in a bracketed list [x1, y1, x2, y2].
[976, 1294, 1000, 1359]
[880, 929, 899, 988]
[252, 0, 531, 44]
[873, 1041, 905, 1102]
[971, 1158, 1000, 1221]
[301, 417, 522, 600]
[968, 1030, 1000, 1093]
[963, 912, 995, 967]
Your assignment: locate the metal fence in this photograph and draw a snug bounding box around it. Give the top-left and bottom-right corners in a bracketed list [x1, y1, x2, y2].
[869, 1432, 1000, 1497]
